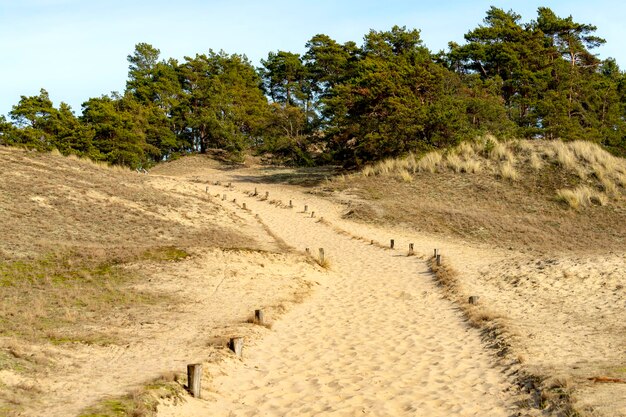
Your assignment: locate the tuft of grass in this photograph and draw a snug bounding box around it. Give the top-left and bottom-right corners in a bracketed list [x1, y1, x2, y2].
[141, 247, 189, 262]
[556, 186, 607, 209]
[529, 153, 544, 170]
[499, 161, 520, 181]
[79, 373, 185, 417]
[446, 153, 464, 173]
[416, 151, 442, 173]
[552, 141, 577, 170]
[397, 169, 413, 182]
[361, 165, 375, 177]
[489, 142, 514, 162]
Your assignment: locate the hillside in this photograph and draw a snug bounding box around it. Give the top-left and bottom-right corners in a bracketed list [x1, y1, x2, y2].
[0, 147, 324, 416]
[322, 138, 626, 255]
[1, 142, 625, 417]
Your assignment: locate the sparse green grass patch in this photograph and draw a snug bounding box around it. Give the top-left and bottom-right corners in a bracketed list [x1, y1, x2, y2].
[0, 251, 171, 345]
[79, 373, 185, 417]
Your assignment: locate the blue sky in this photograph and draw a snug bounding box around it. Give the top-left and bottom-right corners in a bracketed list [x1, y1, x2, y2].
[1, 0, 624, 117]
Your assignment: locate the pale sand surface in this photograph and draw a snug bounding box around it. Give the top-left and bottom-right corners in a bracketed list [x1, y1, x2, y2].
[157, 165, 624, 417]
[157, 170, 523, 417]
[7, 160, 622, 416]
[1, 184, 326, 417]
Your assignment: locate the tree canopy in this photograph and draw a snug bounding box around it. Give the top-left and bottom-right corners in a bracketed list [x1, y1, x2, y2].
[2, 6, 625, 167]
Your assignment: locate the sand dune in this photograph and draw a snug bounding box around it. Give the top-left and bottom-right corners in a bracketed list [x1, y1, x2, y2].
[157, 173, 523, 416]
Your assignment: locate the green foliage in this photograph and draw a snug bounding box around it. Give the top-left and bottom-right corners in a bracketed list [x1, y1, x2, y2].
[3, 9, 626, 166]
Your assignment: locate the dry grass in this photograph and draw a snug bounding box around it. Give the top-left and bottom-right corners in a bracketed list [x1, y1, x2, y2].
[499, 161, 519, 181]
[397, 168, 413, 182]
[348, 137, 625, 213]
[0, 147, 251, 261]
[326, 137, 626, 254]
[489, 142, 514, 162]
[552, 141, 577, 170]
[0, 249, 183, 345]
[416, 151, 442, 173]
[556, 185, 608, 209]
[79, 373, 185, 417]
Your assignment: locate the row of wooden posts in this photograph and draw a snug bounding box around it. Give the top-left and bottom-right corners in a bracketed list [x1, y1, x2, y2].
[187, 309, 265, 398]
[193, 181, 479, 399]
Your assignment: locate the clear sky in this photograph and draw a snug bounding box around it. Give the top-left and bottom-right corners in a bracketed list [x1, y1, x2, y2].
[1, 0, 624, 117]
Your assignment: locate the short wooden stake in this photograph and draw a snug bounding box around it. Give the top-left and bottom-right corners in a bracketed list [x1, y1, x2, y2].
[304, 205, 308, 212]
[436, 254, 442, 266]
[187, 363, 202, 398]
[229, 337, 244, 357]
[254, 309, 265, 325]
[434, 248, 439, 258]
[469, 296, 480, 305]
[233, 198, 237, 203]
[408, 243, 414, 256]
[390, 239, 395, 249]
[319, 248, 325, 263]
[222, 194, 226, 201]
[205, 186, 208, 193]
[254, 187, 258, 196]
[289, 200, 293, 208]
[305, 248, 310, 255]
[242, 203, 247, 210]
[370, 240, 374, 245]
[311, 211, 315, 218]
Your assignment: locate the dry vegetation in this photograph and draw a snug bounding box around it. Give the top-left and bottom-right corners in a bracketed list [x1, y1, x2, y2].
[0, 147, 279, 415]
[315, 137, 626, 416]
[330, 137, 626, 254]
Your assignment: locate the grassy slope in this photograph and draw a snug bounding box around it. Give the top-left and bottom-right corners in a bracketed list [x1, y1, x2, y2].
[324, 139, 626, 255]
[0, 147, 260, 414]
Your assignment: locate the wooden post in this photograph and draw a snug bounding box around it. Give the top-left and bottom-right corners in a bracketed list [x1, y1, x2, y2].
[187, 363, 202, 398]
[229, 337, 244, 357]
[254, 187, 258, 196]
[390, 239, 395, 249]
[311, 211, 315, 218]
[242, 203, 247, 210]
[205, 186, 208, 193]
[304, 205, 308, 212]
[319, 248, 325, 263]
[370, 240, 374, 245]
[305, 248, 310, 255]
[408, 243, 414, 256]
[436, 254, 442, 266]
[254, 309, 265, 325]
[289, 200, 293, 208]
[469, 296, 480, 305]
[434, 248, 439, 258]
[222, 194, 226, 201]
[233, 198, 236, 204]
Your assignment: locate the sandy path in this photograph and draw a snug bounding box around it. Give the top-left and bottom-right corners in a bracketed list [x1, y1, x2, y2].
[159, 176, 521, 416]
